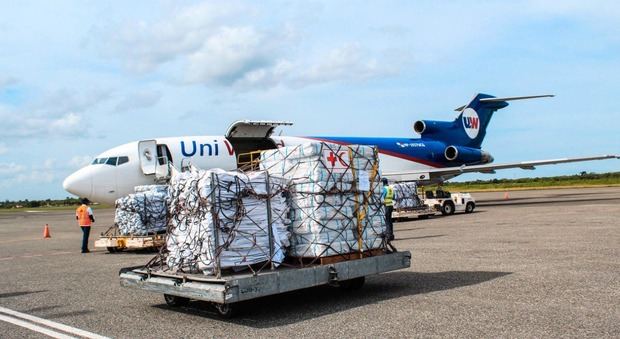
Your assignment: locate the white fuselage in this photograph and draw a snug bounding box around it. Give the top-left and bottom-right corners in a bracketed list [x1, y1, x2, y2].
[63, 135, 430, 204]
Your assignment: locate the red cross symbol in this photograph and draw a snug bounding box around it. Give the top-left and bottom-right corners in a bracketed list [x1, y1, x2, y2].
[327, 152, 337, 166]
[326, 151, 347, 167]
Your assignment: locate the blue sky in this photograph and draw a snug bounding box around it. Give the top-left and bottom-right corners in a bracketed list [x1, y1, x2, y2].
[1, 1, 619, 200]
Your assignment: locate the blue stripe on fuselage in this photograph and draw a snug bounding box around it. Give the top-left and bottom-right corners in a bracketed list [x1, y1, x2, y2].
[307, 136, 451, 168]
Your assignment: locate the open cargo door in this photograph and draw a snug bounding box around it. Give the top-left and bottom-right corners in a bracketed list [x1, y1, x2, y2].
[138, 140, 157, 175]
[226, 120, 293, 139]
[225, 120, 293, 169]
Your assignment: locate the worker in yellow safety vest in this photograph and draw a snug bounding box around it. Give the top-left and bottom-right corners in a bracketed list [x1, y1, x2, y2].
[75, 198, 95, 253]
[381, 178, 394, 241]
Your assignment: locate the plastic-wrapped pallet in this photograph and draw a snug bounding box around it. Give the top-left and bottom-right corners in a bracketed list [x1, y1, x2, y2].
[260, 142, 387, 258]
[114, 185, 169, 235]
[134, 184, 169, 194]
[392, 182, 421, 209]
[164, 167, 290, 275]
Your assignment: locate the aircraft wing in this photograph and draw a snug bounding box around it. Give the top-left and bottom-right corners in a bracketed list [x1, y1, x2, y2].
[384, 155, 620, 183]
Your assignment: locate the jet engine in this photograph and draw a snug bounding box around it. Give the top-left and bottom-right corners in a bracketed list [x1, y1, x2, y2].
[413, 120, 453, 135]
[444, 145, 494, 164]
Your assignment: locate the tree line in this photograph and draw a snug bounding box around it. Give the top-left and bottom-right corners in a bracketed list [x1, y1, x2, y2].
[443, 171, 620, 186]
[0, 197, 82, 209]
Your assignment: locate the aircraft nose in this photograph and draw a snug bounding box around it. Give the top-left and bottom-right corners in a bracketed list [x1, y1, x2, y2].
[63, 168, 93, 198]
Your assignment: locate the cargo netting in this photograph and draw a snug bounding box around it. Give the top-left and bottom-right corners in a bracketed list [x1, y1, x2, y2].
[392, 182, 422, 210]
[143, 142, 389, 276]
[260, 142, 388, 262]
[158, 168, 291, 276]
[115, 185, 169, 235]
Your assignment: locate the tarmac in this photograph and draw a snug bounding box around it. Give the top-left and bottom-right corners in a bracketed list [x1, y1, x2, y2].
[0, 187, 618, 338]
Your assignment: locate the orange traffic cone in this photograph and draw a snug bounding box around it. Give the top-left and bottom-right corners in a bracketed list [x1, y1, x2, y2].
[503, 192, 510, 200]
[43, 224, 51, 238]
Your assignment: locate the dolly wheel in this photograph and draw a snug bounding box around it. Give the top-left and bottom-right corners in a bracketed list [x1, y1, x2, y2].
[339, 276, 366, 290]
[164, 294, 190, 307]
[214, 303, 235, 318]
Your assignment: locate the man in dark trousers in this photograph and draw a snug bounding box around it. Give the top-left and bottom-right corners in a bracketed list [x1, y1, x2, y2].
[75, 198, 95, 253]
[381, 178, 394, 241]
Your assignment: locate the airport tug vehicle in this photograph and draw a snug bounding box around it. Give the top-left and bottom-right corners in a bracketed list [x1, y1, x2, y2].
[95, 226, 165, 253]
[423, 190, 476, 215]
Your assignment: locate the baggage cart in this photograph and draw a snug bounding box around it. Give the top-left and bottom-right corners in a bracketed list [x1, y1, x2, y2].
[95, 226, 165, 253]
[392, 206, 436, 220]
[119, 250, 411, 317]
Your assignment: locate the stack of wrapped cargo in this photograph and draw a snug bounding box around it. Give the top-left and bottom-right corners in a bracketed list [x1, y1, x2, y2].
[115, 185, 169, 235]
[392, 182, 421, 210]
[260, 142, 387, 258]
[164, 168, 290, 275]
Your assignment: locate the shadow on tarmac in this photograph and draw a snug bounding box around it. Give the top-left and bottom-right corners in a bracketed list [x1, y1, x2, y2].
[104, 248, 160, 255]
[12, 304, 95, 319]
[0, 290, 47, 299]
[394, 234, 445, 241]
[22, 305, 62, 313]
[395, 227, 425, 232]
[153, 270, 511, 326]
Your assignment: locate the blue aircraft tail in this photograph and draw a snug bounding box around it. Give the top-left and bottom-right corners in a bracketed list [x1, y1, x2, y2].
[453, 93, 508, 148]
[415, 93, 553, 149]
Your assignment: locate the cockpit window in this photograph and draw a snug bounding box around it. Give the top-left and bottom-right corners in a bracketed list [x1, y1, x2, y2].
[117, 156, 129, 165]
[91, 156, 128, 166]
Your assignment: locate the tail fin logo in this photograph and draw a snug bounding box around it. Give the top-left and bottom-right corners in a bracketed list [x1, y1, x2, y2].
[462, 108, 480, 139]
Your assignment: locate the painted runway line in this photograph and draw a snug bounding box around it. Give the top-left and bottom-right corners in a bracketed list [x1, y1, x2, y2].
[0, 313, 76, 339]
[0, 306, 109, 339]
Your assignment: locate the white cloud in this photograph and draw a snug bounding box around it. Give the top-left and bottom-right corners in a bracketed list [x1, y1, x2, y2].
[32, 88, 112, 118]
[0, 162, 25, 176]
[49, 113, 82, 133]
[0, 160, 56, 189]
[0, 76, 18, 89]
[0, 87, 114, 139]
[0, 109, 85, 138]
[106, 2, 398, 89]
[70, 155, 92, 168]
[0, 143, 8, 155]
[227, 45, 399, 89]
[292, 44, 397, 86]
[114, 89, 162, 112]
[111, 2, 244, 73]
[185, 26, 274, 86]
[42, 159, 55, 169]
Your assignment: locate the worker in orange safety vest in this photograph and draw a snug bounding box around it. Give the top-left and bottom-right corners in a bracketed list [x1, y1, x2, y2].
[75, 198, 95, 253]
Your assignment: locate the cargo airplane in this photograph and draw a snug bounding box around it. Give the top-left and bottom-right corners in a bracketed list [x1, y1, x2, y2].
[63, 93, 619, 204]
